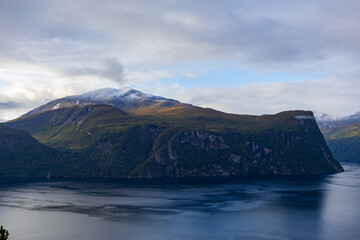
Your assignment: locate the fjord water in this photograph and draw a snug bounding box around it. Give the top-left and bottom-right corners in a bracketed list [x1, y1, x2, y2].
[0, 163, 359, 240]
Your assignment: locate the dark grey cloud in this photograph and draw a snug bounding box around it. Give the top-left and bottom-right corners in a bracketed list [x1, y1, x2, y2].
[0, 101, 19, 109]
[60, 58, 126, 83]
[1, 0, 360, 71]
[101, 58, 126, 83]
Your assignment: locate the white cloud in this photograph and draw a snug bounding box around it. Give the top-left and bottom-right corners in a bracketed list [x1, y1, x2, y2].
[147, 78, 360, 117]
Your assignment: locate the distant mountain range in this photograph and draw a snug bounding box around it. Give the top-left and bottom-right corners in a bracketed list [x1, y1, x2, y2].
[315, 112, 360, 162]
[0, 88, 343, 179]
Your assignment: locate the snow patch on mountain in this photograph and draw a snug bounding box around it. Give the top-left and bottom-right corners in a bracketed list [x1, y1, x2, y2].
[315, 111, 360, 131]
[21, 87, 179, 117]
[314, 112, 340, 122]
[315, 111, 360, 123]
[65, 87, 167, 102]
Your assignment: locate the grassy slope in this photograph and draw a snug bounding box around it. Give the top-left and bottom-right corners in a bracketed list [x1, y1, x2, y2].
[3, 104, 343, 178]
[324, 122, 360, 162]
[0, 125, 58, 178]
[6, 104, 296, 148]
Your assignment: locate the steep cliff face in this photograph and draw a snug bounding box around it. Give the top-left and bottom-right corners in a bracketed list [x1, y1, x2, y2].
[131, 117, 343, 178]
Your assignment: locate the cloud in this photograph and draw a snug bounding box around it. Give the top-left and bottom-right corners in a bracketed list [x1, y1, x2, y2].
[146, 77, 360, 117]
[0, 101, 19, 109]
[2, 0, 360, 71]
[0, 0, 359, 119]
[60, 58, 127, 83]
[101, 58, 126, 83]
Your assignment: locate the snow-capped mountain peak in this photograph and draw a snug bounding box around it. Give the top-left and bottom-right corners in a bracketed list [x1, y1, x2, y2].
[64, 87, 171, 103]
[22, 87, 178, 117]
[314, 111, 360, 131]
[313, 112, 340, 122]
[314, 111, 360, 123]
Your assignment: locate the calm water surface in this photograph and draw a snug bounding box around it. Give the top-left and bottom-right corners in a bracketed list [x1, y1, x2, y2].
[0, 163, 359, 240]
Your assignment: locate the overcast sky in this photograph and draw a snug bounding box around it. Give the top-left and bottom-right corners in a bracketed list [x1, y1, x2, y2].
[0, 0, 359, 121]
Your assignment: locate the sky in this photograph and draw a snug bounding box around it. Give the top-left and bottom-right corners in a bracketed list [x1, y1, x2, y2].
[0, 0, 359, 121]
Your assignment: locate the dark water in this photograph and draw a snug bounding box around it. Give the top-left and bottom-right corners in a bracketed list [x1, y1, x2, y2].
[0, 163, 359, 240]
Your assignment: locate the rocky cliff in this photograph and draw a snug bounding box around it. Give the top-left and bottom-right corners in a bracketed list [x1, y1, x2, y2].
[131, 116, 343, 177]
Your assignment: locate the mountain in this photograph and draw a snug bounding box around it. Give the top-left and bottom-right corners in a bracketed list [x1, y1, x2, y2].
[0, 125, 63, 178]
[1, 88, 343, 179]
[22, 87, 181, 117]
[316, 111, 360, 135]
[316, 112, 360, 162]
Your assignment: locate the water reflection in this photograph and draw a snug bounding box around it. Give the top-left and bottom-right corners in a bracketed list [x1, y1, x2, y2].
[0, 163, 359, 240]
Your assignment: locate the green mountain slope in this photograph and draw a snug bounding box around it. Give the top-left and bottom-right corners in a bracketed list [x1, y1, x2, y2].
[0, 125, 59, 178]
[317, 113, 360, 162]
[324, 122, 360, 162]
[3, 101, 343, 178]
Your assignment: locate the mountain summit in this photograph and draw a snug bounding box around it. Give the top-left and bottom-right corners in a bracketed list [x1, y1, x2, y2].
[75, 87, 174, 102]
[23, 87, 179, 117]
